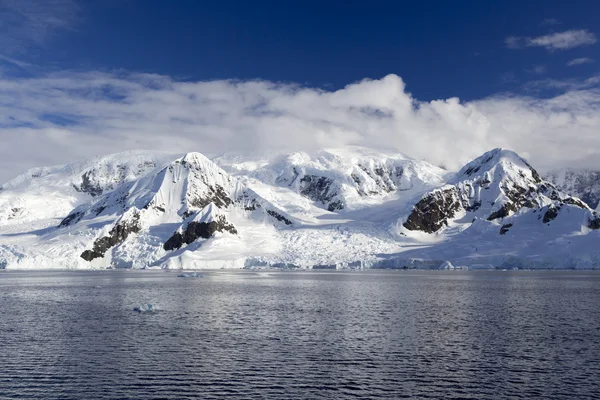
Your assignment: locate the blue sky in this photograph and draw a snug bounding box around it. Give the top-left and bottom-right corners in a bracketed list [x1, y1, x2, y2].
[0, 0, 600, 181]
[3, 0, 599, 99]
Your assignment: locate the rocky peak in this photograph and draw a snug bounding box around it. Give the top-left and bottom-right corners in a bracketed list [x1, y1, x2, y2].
[403, 148, 588, 234]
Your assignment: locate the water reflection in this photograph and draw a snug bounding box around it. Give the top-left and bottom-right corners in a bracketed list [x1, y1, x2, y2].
[0, 270, 599, 399]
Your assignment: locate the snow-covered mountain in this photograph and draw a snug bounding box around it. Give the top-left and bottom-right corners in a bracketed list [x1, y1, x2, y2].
[2, 147, 600, 270]
[545, 169, 600, 210]
[400, 149, 589, 234]
[215, 147, 447, 212]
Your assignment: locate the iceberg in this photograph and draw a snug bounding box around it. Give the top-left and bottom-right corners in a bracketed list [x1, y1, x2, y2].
[133, 303, 158, 313]
[438, 261, 455, 270]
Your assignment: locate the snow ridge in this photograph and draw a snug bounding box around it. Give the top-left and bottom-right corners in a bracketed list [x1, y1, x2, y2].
[2, 147, 600, 270]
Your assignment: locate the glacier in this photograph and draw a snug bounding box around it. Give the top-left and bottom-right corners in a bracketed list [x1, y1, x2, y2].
[1, 147, 600, 270]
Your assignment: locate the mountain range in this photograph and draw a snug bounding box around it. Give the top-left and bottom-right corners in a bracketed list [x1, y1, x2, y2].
[1, 147, 599, 270]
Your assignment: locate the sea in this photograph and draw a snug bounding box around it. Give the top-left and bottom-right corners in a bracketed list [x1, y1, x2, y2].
[1, 270, 599, 399]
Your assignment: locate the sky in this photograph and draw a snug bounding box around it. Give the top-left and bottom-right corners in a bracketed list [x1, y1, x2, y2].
[0, 0, 599, 182]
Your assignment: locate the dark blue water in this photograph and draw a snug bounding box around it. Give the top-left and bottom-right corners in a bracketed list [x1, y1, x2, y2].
[1, 270, 600, 399]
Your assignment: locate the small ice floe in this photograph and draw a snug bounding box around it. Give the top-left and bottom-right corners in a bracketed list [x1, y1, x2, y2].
[438, 261, 455, 270]
[133, 303, 159, 313]
[177, 272, 203, 278]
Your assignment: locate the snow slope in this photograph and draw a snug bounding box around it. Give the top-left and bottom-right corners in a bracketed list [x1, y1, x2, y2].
[1, 147, 600, 270]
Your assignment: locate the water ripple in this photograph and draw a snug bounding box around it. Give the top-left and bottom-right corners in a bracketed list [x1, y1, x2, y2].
[1, 270, 600, 399]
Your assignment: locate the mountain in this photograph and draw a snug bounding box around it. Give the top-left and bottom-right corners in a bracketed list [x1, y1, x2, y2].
[0, 150, 173, 227]
[545, 169, 600, 210]
[215, 147, 448, 212]
[401, 148, 589, 234]
[2, 147, 600, 270]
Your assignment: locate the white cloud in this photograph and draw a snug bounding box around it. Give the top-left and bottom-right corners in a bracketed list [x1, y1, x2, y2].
[527, 29, 596, 51]
[504, 36, 522, 49]
[1, 72, 600, 182]
[507, 30, 597, 51]
[567, 57, 594, 66]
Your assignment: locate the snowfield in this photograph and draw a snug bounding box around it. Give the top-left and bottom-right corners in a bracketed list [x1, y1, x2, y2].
[1, 147, 600, 270]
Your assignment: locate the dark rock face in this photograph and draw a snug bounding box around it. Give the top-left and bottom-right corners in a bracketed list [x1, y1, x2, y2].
[163, 216, 237, 251]
[403, 188, 461, 233]
[298, 175, 342, 211]
[499, 223, 513, 235]
[589, 216, 600, 230]
[81, 212, 141, 261]
[528, 165, 542, 184]
[464, 200, 481, 212]
[487, 203, 516, 221]
[74, 171, 104, 197]
[543, 206, 560, 223]
[267, 210, 293, 225]
[327, 200, 344, 212]
[59, 211, 85, 228]
[188, 184, 233, 209]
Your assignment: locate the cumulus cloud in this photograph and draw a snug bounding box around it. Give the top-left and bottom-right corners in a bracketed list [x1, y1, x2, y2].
[567, 57, 594, 66]
[1, 72, 600, 182]
[507, 29, 597, 51]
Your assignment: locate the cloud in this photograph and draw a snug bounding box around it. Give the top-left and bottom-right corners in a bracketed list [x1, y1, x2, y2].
[0, 0, 80, 54]
[506, 29, 597, 51]
[504, 36, 522, 49]
[567, 57, 594, 66]
[523, 75, 600, 92]
[1, 71, 600, 182]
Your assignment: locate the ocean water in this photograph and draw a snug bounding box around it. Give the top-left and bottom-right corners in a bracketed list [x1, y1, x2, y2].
[1, 270, 599, 399]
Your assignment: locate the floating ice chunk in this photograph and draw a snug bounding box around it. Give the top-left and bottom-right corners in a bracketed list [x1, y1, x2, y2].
[438, 261, 455, 270]
[133, 303, 158, 313]
[177, 272, 203, 278]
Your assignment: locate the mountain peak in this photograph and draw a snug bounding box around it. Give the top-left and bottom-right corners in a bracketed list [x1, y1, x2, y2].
[455, 148, 541, 184]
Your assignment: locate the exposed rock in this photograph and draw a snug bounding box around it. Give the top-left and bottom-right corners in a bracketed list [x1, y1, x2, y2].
[299, 175, 342, 210]
[464, 200, 481, 212]
[487, 203, 516, 221]
[267, 209, 293, 225]
[500, 223, 513, 235]
[81, 212, 141, 261]
[403, 188, 461, 233]
[163, 215, 237, 251]
[327, 200, 344, 211]
[59, 211, 85, 228]
[188, 184, 232, 209]
[74, 171, 104, 197]
[589, 216, 600, 230]
[543, 206, 560, 224]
